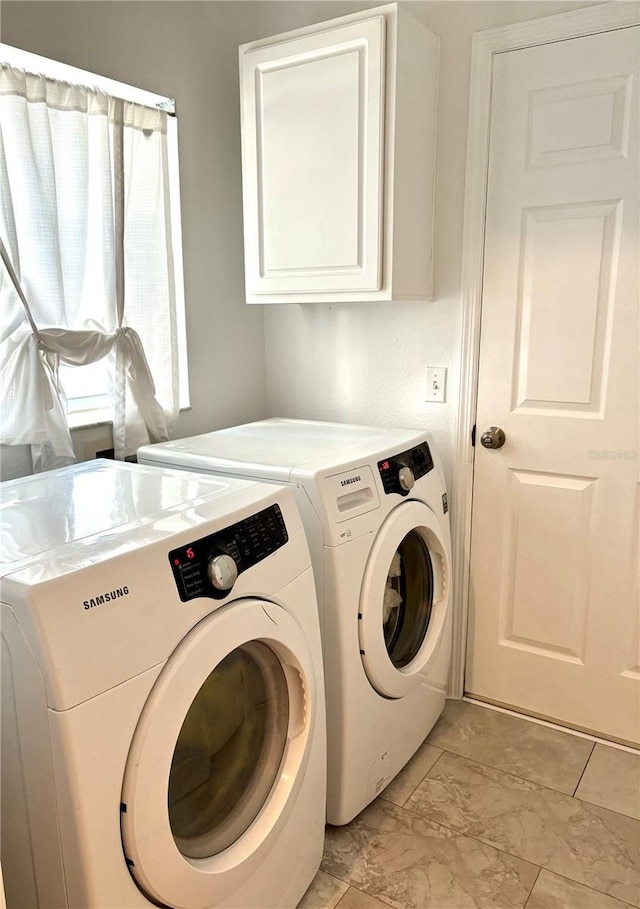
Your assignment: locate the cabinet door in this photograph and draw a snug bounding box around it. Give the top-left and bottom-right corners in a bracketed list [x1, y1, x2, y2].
[240, 16, 385, 297]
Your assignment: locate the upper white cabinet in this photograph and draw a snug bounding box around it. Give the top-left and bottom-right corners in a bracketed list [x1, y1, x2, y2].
[239, 3, 440, 304]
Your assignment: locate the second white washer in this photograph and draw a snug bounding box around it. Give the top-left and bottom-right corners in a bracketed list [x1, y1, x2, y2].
[139, 419, 452, 825]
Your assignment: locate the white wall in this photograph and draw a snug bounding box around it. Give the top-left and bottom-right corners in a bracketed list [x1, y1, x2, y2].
[257, 0, 598, 485]
[1, 0, 595, 484]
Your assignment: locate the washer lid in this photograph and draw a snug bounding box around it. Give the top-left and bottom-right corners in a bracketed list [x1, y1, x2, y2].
[0, 460, 248, 572]
[137, 418, 427, 482]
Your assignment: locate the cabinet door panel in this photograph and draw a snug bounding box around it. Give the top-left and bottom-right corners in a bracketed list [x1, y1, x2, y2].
[241, 17, 385, 295]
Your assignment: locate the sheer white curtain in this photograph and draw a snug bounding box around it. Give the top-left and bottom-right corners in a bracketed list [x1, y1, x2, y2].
[0, 64, 179, 471]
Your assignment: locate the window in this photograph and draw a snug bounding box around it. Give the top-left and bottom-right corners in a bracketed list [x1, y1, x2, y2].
[0, 44, 189, 467]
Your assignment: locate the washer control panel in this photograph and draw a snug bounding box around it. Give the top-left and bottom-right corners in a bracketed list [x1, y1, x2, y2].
[377, 442, 434, 496]
[168, 504, 288, 601]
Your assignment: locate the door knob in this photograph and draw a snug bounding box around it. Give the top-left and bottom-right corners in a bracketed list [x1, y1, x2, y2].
[480, 426, 506, 450]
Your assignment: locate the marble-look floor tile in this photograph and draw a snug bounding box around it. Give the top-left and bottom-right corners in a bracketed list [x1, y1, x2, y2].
[322, 797, 538, 909]
[380, 743, 442, 807]
[525, 870, 635, 909]
[337, 887, 394, 909]
[406, 751, 640, 907]
[299, 870, 349, 909]
[426, 699, 594, 794]
[575, 744, 640, 820]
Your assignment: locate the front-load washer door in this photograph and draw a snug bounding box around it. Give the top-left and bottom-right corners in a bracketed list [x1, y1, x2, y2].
[120, 598, 316, 909]
[358, 501, 450, 699]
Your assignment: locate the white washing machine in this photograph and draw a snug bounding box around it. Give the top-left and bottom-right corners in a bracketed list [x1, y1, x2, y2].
[0, 459, 326, 909]
[139, 419, 452, 825]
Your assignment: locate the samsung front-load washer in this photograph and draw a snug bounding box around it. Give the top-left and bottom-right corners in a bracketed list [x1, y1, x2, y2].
[0, 459, 326, 909]
[138, 418, 452, 825]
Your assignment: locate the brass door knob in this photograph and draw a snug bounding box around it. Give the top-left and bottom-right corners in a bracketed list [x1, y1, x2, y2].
[480, 426, 506, 450]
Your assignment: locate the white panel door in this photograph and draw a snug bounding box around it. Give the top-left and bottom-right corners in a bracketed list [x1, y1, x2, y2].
[466, 26, 639, 745]
[240, 17, 385, 295]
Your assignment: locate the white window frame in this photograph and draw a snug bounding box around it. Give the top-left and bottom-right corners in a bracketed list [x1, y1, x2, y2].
[0, 43, 190, 428]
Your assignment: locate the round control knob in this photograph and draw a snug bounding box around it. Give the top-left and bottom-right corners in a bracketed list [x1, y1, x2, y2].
[207, 553, 238, 591]
[398, 466, 415, 492]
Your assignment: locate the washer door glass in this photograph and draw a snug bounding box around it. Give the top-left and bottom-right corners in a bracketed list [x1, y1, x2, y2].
[359, 500, 449, 699]
[169, 641, 289, 858]
[121, 598, 316, 909]
[383, 529, 434, 669]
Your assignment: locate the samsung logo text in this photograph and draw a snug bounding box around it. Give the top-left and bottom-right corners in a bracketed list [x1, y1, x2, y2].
[83, 587, 130, 610]
[340, 476, 361, 487]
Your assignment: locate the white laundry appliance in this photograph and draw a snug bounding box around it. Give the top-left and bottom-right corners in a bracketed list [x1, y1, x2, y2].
[138, 419, 452, 825]
[0, 459, 326, 909]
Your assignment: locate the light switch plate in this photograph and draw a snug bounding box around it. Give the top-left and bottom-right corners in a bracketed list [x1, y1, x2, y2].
[426, 367, 447, 403]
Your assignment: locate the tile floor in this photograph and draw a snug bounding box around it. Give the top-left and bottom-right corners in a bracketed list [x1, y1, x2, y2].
[300, 699, 640, 909]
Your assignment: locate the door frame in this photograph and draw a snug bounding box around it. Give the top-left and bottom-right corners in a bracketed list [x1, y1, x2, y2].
[449, 1, 640, 698]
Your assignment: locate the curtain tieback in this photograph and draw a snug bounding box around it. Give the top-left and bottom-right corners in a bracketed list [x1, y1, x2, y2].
[114, 326, 157, 389]
[2, 238, 169, 466]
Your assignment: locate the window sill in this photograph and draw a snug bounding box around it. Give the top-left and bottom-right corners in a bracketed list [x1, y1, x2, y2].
[67, 408, 113, 430]
[67, 405, 192, 432]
